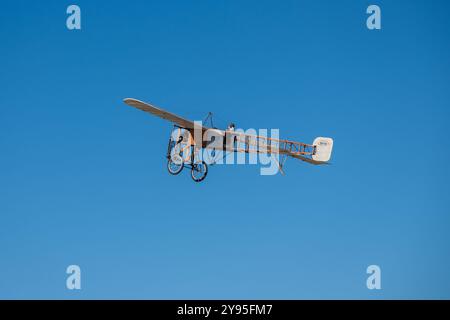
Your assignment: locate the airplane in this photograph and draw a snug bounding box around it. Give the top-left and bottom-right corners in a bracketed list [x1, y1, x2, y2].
[124, 98, 333, 182]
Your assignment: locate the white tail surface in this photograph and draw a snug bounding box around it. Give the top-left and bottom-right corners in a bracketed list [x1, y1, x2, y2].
[312, 137, 333, 162]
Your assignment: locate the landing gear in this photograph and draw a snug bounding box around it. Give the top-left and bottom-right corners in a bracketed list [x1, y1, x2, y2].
[191, 161, 208, 182]
[166, 126, 209, 182]
[167, 138, 185, 175]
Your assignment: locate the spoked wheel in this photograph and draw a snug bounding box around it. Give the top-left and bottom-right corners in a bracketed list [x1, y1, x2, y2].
[167, 157, 184, 175]
[167, 144, 185, 175]
[191, 161, 208, 182]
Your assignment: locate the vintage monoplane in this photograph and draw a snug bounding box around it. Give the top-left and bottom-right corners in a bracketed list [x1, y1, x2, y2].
[124, 98, 333, 182]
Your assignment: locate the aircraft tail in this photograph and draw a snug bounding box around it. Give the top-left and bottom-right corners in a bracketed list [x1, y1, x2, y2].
[312, 137, 333, 162]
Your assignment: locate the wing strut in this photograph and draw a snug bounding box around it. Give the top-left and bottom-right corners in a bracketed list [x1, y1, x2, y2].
[203, 112, 215, 129]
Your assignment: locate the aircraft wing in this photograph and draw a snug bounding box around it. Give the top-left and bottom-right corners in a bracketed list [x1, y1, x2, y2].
[124, 98, 208, 130]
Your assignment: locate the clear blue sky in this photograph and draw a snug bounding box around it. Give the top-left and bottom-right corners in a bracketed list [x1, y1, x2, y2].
[1, 0, 449, 299]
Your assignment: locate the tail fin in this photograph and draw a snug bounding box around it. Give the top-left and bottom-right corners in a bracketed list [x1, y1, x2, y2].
[312, 137, 333, 162]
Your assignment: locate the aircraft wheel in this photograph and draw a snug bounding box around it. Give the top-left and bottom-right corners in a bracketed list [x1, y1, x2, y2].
[191, 161, 208, 182]
[167, 157, 184, 175]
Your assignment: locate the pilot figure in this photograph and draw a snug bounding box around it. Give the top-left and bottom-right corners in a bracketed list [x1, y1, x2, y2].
[225, 123, 236, 151]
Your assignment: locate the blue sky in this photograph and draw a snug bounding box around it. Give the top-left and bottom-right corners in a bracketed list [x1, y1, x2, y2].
[0, 0, 449, 299]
